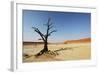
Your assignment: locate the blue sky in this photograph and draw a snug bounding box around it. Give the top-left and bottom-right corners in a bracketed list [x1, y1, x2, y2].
[23, 10, 91, 42]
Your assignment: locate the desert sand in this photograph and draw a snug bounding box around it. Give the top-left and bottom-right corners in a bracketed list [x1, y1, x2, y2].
[23, 42, 91, 62]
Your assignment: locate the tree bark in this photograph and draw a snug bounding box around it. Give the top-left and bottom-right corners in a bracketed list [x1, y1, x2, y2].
[43, 41, 48, 52]
[35, 40, 48, 56]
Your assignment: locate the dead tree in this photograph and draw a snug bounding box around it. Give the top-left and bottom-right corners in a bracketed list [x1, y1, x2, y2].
[32, 18, 56, 56]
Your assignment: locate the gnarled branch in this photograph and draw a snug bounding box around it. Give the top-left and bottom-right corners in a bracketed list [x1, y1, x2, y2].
[48, 30, 57, 36]
[32, 27, 45, 41]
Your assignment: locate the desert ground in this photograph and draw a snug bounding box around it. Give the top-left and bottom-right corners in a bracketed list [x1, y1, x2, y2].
[23, 42, 91, 62]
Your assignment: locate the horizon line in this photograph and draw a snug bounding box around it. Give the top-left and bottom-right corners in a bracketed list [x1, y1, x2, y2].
[23, 37, 91, 42]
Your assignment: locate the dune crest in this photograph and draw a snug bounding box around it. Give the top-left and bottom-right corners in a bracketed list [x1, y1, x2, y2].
[64, 38, 91, 44]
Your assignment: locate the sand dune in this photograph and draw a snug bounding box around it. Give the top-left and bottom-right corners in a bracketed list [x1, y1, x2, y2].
[64, 38, 91, 44]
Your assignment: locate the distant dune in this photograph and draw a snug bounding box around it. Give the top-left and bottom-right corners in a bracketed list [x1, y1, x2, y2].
[64, 38, 91, 44]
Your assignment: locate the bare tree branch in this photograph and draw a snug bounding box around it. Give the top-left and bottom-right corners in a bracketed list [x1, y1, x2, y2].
[32, 27, 45, 41]
[48, 30, 57, 36]
[32, 18, 57, 56]
[47, 18, 51, 24]
[48, 25, 53, 30]
[44, 19, 53, 27]
[44, 18, 57, 38]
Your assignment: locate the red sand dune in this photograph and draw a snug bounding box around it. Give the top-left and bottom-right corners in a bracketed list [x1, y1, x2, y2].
[64, 38, 91, 44]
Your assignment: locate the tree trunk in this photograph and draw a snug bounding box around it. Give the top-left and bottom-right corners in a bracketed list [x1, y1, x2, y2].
[43, 41, 48, 52]
[35, 41, 48, 56]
